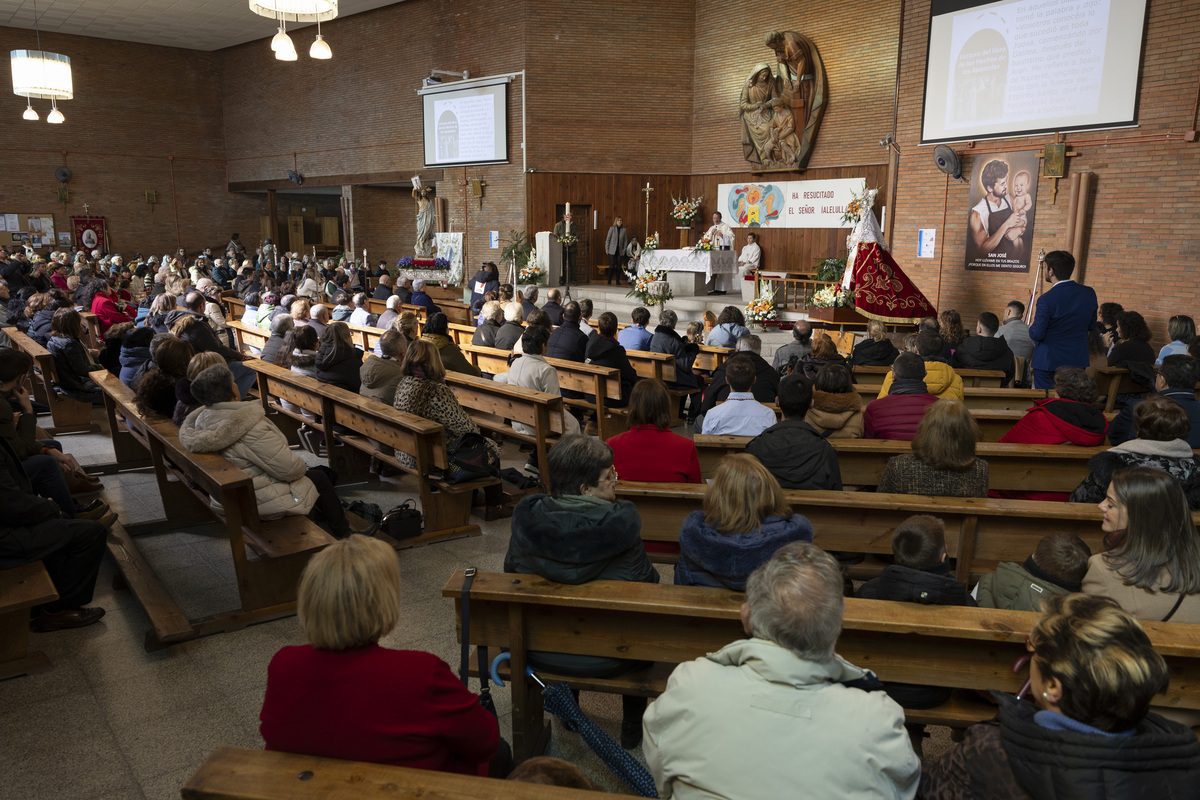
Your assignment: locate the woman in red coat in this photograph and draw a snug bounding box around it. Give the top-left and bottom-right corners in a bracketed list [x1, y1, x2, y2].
[607, 379, 701, 555]
[260, 535, 499, 775]
[84, 278, 135, 336]
[994, 367, 1108, 501]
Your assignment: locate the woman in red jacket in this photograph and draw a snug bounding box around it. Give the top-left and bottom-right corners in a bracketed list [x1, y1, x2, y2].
[607, 379, 701, 555]
[994, 367, 1108, 501]
[260, 535, 499, 775]
[83, 278, 135, 336]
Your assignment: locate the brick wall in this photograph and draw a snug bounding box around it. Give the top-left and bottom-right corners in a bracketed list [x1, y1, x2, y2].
[0, 27, 263, 257]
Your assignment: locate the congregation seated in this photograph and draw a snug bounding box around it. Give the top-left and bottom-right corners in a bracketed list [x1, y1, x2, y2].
[975, 533, 1092, 612]
[804, 362, 863, 438]
[513, 308, 551, 356]
[171, 313, 255, 399]
[584, 311, 638, 407]
[863, 352, 938, 440]
[259, 535, 500, 774]
[1083, 466, 1200, 623]
[493, 325, 580, 440]
[83, 277, 136, 336]
[1069, 395, 1200, 508]
[1108, 354, 1200, 448]
[644, 542, 920, 798]
[23, 293, 55, 346]
[700, 355, 776, 437]
[179, 363, 366, 538]
[329, 291, 353, 322]
[607, 379, 700, 484]
[1157, 313, 1195, 364]
[675, 453, 812, 591]
[877, 399, 989, 497]
[695, 333, 778, 428]
[239, 293, 261, 327]
[471, 300, 503, 347]
[649, 308, 701, 420]
[259, 313, 293, 365]
[937, 309, 966, 358]
[348, 293, 373, 327]
[704, 305, 749, 348]
[541, 288, 565, 326]
[1107, 310, 1156, 369]
[772, 319, 813, 370]
[747, 372, 842, 490]
[359, 329, 407, 405]
[376, 294, 402, 332]
[421, 313, 479, 378]
[505, 434, 658, 749]
[545, 301, 588, 362]
[395, 277, 413, 304]
[308, 304, 331, 339]
[850, 319, 898, 367]
[253, 291, 277, 328]
[172, 351, 225, 426]
[134, 337, 195, 419]
[520, 285, 538, 319]
[920, 594, 1200, 797]
[951, 311, 1015, 386]
[493, 301, 525, 350]
[876, 329, 963, 401]
[118, 326, 155, 389]
[97, 320, 133, 375]
[371, 273, 394, 301]
[795, 333, 848, 383]
[393, 340, 506, 518]
[616, 306, 652, 351]
[146, 292, 175, 333]
[47, 308, 104, 405]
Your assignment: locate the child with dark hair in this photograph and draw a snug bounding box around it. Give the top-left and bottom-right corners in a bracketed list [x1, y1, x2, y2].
[974, 533, 1092, 611]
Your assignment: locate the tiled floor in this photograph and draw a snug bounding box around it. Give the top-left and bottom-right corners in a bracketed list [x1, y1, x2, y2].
[1, 423, 951, 799]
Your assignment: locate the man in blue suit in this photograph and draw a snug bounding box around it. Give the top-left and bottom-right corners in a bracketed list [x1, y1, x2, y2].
[1029, 250, 1097, 391]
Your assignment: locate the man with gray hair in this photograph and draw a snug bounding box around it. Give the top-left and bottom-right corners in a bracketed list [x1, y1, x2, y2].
[541, 288, 564, 326]
[643, 542, 919, 799]
[772, 320, 813, 370]
[521, 285, 539, 320]
[410, 279, 439, 314]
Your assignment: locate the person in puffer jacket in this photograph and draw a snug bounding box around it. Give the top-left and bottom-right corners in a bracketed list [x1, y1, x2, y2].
[864, 353, 938, 440]
[993, 367, 1108, 500]
[675, 454, 812, 591]
[875, 330, 964, 401]
[118, 326, 156, 388]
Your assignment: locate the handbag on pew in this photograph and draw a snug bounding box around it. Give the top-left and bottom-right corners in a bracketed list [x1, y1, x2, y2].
[445, 433, 499, 485]
[458, 567, 497, 717]
[381, 500, 423, 540]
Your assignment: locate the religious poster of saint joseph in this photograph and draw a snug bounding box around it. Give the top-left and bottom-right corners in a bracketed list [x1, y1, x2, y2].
[964, 150, 1040, 272]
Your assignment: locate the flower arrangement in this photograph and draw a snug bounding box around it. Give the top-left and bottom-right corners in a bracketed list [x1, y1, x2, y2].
[433, 257, 450, 270]
[518, 258, 543, 284]
[840, 184, 880, 226]
[396, 256, 414, 269]
[692, 233, 714, 253]
[627, 269, 673, 307]
[811, 283, 854, 309]
[556, 233, 578, 247]
[670, 194, 704, 225]
[642, 232, 660, 252]
[745, 290, 778, 324]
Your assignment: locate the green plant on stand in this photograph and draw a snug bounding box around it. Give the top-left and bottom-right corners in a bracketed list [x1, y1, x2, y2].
[502, 231, 534, 272]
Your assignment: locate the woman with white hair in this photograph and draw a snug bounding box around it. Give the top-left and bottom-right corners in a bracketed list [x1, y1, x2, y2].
[493, 301, 526, 350]
[472, 300, 504, 347]
[259, 535, 500, 774]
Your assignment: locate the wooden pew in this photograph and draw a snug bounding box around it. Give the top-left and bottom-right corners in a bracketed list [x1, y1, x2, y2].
[615, 482, 1137, 579]
[445, 371, 565, 479]
[242, 359, 492, 543]
[80, 311, 102, 350]
[0, 562, 58, 680]
[692, 345, 734, 373]
[853, 364, 1007, 388]
[854, 384, 1050, 410]
[1093, 366, 1145, 413]
[228, 320, 268, 353]
[693, 434, 1103, 493]
[442, 570, 1200, 761]
[461, 344, 627, 440]
[448, 321, 478, 346]
[182, 746, 633, 799]
[8, 328, 96, 434]
[92, 370, 337, 650]
[225, 296, 247, 324]
[624, 349, 677, 383]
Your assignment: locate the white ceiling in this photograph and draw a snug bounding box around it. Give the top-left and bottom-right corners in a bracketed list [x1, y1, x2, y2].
[0, 0, 403, 52]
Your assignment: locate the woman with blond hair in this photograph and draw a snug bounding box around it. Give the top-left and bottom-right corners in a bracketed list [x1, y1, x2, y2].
[920, 593, 1200, 798]
[260, 535, 499, 774]
[877, 398, 989, 497]
[675, 453, 812, 590]
[851, 318, 899, 367]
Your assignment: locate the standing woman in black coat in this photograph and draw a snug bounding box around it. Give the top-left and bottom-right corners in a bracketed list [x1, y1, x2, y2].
[920, 593, 1200, 799]
[315, 321, 363, 393]
[469, 261, 500, 318]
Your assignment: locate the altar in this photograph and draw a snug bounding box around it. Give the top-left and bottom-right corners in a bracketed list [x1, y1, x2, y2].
[639, 249, 738, 296]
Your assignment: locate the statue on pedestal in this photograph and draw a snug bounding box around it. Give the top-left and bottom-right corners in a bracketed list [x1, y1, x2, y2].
[413, 184, 435, 257]
[739, 30, 827, 171]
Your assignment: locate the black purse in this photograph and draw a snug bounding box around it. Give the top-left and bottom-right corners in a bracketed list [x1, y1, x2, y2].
[445, 433, 498, 485]
[381, 500, 423, 540]
[459, 568, 497, 717]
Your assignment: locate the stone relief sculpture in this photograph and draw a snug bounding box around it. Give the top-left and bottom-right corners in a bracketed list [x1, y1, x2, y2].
[740, 30, 827, 171]
[413, 184, 435, 257]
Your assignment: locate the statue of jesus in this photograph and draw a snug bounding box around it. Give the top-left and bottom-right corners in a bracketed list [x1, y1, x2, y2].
[413, 185, 434, 257]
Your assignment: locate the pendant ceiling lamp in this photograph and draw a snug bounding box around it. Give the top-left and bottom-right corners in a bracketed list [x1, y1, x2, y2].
[249, 1, 337, 60]
[10, 0, 73, 123]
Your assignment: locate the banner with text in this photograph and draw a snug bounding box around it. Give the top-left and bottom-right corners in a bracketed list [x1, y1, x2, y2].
[717, 178, 867, 229]
[964, 150, 1039, 272]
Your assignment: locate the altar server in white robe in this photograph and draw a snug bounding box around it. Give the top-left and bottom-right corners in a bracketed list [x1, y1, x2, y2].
[705, 212, 735, 294]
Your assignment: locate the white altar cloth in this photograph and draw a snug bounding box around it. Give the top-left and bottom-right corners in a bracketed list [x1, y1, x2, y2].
[640, 249, 737, 282]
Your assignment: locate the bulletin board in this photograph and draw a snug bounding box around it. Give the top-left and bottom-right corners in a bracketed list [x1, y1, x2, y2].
[0, 212, 62, 248]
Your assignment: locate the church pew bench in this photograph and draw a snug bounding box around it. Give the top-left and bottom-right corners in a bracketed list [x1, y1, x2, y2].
[80, 311, 102, 350]
[460, 344, 628, 440]
[443, 571, 1200, 761]
[693, 434, 1104, 494]
[0, 561, 58, 680]
[691, 345, 735, 373]
[852, 383, 1050, 410]
[624, 349, 677, 383]
[614, 481, 1145, 580]
[228, 320, 268, 354]
[224, 296, 247, 324]
[90, 370, 337, 650]
[8, 329, 96, 434]
[445, 371, 565, 480]
[1092, 366, 1144, 413]
[182, 746, 634, 800]
[852, 364, 1007, 388]
[242, 359, 492, 545]
[448, 321, 478, 346]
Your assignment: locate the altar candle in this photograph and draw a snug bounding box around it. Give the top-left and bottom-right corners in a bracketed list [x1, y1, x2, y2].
[565, 202, 570, 216]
